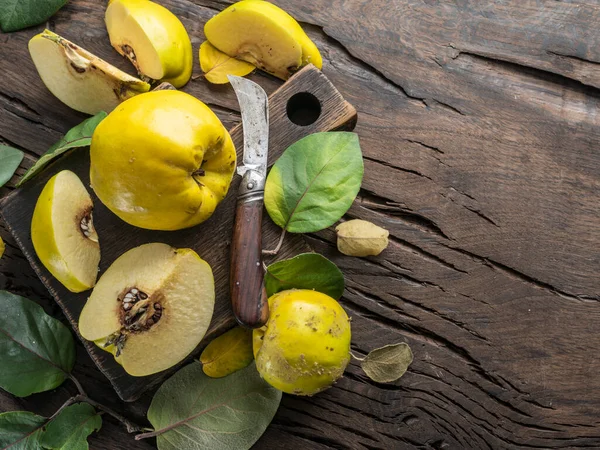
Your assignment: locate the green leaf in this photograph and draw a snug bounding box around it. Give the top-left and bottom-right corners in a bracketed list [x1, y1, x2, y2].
[148, 362, 281, 450]
[17, 112, 107, 187]
[361, 343, 413, 383]
[0, 145, 24, 188]
[40, 403, 101, 450]
[265, 132, 363, 233]
[0, 0, 68, 33]
[200, 327, 254, 378]
[265, 253, 345, 299]
[0, 411, 45, 450]
[0, 290, 76, 396]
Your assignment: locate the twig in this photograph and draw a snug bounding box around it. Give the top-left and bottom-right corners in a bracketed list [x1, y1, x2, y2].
[135, 429, 160, 440]
[67, 374, 146, 433]
[68, 374, 87, 397]
[83, 396, 145, 433]
[47, 395, 81, 422]
[262, 229, 286, 256]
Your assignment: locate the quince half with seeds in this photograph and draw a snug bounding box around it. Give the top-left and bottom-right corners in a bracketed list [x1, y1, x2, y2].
[79, 243, 215, 376]
[90, 90, 236, 231]
[28, 30, 150, 115]
[31, 170, 100, 293]
[106, 0, 193, 88]
[204, 0, 322, 80]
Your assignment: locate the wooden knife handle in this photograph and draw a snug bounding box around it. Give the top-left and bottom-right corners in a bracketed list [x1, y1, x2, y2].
[230, 174, 269, 328]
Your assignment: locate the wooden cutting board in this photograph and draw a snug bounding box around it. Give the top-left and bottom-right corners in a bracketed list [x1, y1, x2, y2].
[0, 65, 357, 402]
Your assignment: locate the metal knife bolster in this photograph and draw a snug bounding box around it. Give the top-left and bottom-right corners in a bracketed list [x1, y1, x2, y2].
[237, 168, 266, 203]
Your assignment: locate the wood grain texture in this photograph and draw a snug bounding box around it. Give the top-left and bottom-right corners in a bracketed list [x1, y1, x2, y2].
[0, 0, 599, 448]
[0, 65, 356, 401]
[230, 197, 270, 328]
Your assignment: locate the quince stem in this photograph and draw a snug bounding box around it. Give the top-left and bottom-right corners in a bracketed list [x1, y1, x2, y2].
[262, 229, 286, 256]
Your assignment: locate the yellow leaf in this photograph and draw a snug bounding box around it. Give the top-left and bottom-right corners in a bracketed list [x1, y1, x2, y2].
[199, 41, 255, 84]
[200, 326, 254, 378]
[0, 237, 4, 260]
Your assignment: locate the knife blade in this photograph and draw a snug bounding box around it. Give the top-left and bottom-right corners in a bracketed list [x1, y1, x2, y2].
[228, 75, 270, 328]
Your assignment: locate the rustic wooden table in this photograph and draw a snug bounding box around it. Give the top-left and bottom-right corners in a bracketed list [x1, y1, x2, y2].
[1, 1, 599, 448]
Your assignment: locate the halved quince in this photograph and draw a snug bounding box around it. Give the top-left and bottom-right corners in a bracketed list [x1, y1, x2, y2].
[90, 90, 236, 231]
[106, 0, 193, 88]
[28, 29, 150, 115]
[204, 0, 322, 80]
[79, 243, 215, 376]
[31, 170, 100, 293]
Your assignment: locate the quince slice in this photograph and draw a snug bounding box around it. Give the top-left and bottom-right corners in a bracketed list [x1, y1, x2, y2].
[79, 243, 215, 377]
[106, 0, 193, 88]
[204, 0, 322, 80]
[31, 170, 100, 293]
[28, 30, 150, 115]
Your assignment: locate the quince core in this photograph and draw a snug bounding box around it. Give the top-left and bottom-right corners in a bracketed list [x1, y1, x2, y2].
[31, 170, 100, 293]
[79, 243, 215, 377]
[90, 90, 236, 231]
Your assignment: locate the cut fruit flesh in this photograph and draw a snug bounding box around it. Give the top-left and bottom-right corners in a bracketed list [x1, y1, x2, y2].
[199, 41, 255, 84]
[79, 243, 215, 376]
[106, 0, 193, 88]
[28, 29, 150, 115]
[204, 0, 306, 80]
[31, 170, 100, 293]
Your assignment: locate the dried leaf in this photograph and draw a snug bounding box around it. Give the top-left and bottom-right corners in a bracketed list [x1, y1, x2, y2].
[265, 132, 364, 233]
[200, 41, 255, 84]
[200, 327, 254, 378]
[336, 219, 389, 257]
[147, 362, 281, 450]
[265, 253, 345, 299]
[361, 343, 413, 383]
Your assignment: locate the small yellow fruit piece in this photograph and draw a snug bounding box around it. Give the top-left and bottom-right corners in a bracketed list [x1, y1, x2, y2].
[253, 289, 351, 395]
[336, 219, 389, 257]
[90, 90, 236, 231]
[31, 170, 100, 293]
[79, 243, 215, 376]
[28, 30, 150, 115]
[200, 326, 254, 377]
[204, 0, 322, 80]
[199, 41, 255, 85]
[0, 237, 4, 260]
[106, 0, 193, 88]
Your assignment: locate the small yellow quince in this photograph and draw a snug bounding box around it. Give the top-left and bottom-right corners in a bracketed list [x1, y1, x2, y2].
[90, 90, 236, 231]
[0, 237, 5, 260]
[205, 0, 322, 80]
[106, 0, 193, 87]
[253, 289, 351, 395]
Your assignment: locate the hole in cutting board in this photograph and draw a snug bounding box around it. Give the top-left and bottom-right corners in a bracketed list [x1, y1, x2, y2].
[286, 92, 321, 126]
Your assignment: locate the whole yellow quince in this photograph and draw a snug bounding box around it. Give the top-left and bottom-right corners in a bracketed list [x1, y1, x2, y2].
[253, 289, 351, 395]
[90, 90, 236, 231]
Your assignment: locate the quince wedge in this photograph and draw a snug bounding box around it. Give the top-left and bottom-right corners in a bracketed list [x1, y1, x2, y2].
[106, 0, 193, 88]
[79, 243, 215, 376]
[31, 170, 100, 293]
[90, 90, 236, 231]
[28, 30, 150, 115]
[204, 0, 322, 80]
